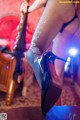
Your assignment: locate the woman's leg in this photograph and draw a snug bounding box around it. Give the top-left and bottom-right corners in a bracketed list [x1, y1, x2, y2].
[26, 0, 64, 88]
[52, 31, 73, 86]
[26, 50, 42, 88]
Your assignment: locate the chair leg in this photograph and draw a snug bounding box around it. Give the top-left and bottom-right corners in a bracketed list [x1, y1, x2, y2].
[6, 80, 17, 105]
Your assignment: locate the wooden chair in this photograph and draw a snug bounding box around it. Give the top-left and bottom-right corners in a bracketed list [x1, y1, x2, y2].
[0, 52, 17, 105]
[0, 0, 29, 105]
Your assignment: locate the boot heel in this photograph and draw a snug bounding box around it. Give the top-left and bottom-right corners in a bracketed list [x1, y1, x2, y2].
[40, 51, 62, 115]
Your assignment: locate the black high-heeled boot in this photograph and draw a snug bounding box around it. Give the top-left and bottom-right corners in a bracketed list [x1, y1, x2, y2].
[40, 51, 66, 115]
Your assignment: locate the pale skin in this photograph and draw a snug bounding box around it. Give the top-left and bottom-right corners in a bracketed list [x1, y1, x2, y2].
[20, 0, 47, 13]
[19, 0, 80, 88]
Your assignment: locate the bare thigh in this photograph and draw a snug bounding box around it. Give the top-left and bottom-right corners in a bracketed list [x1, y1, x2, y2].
[52, 19, 80, 79]
[53, 15, 79, 58]
[52, 31, 72, 78]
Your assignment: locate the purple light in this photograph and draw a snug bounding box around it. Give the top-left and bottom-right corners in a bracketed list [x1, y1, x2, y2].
[6, 65, 9, 70]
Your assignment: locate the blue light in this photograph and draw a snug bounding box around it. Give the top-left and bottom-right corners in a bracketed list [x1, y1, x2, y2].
[46, 106, 72, 120]
[69, 48, 78, 56]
